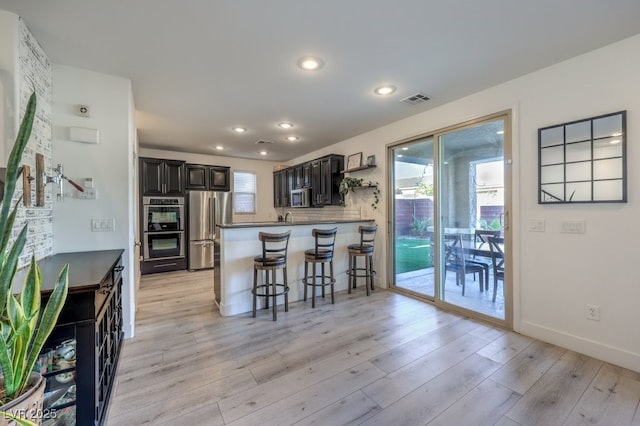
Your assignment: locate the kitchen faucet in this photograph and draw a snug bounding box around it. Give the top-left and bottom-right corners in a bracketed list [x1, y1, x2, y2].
[284, 211, 294, 223]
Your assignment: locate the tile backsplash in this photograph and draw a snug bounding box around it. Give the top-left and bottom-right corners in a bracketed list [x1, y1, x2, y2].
[276, 206, 363, 221]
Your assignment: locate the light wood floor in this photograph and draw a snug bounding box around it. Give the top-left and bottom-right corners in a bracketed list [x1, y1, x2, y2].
[106, 270, 640, 425]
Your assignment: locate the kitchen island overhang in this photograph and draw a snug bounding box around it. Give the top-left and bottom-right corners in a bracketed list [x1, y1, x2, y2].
[217, 220, 376, 316]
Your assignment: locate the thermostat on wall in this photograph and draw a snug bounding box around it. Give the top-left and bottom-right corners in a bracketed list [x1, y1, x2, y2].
[69, 127, 99, 144]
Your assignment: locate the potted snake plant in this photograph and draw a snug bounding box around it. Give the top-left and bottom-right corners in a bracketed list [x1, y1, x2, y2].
[0, 92, 69, 425]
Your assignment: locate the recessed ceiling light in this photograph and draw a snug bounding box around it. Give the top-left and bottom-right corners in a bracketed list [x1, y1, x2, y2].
[611, 132, 622, 137]
[609, 139, 621, 144]
[286, 136, 299, 142]
[215, 145, 224, 150]
[297, 56, 324, 71]
[402, 147, 409, 151]
[232, 127, 246, 133]
[397, 154, 403, 158]
[278, 122, 293, 129]
[374, 85, 396, 96]
[259, 150, 268, 155]
[496, 130, 505, 135]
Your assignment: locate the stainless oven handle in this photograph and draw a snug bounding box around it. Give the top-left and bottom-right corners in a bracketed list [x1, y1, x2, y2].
[145, 231, 183, 235]
[153, 262, 177, 268]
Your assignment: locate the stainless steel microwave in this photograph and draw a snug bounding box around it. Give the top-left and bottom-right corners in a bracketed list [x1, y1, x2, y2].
[290, 188, 310, 208]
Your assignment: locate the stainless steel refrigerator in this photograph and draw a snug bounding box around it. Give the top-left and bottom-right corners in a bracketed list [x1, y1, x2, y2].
[188, 191, 232, 271]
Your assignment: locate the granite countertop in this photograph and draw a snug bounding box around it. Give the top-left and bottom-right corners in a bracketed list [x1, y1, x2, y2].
[12, 249, 124, 295]
[219, 218, 375, 229]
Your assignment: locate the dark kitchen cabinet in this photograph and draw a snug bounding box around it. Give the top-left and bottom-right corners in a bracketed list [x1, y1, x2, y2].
[210, 166, 231, 191]
[286, 168, 295, 202]
[294, 165, 303, 189]
[294, 163, 311, 189]
[311, 155, 344, 206]
[185, 164, 207, 189]
[302, 163, 312, 188]
[185, 164, 231, 191]
[273, 156, 343, 208]
[141, 158, 185, 195]
[23, 250, 124, 426]
[273, 169, 287, 208]
[272, 168, 293, 208]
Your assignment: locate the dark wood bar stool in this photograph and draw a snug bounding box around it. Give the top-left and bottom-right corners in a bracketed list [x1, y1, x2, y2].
[303, 227, 338, 308]
[347, 224, 377, 296]
[252, 230, 290, 321]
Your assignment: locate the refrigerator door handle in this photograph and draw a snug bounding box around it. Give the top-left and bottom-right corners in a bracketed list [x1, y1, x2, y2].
[211, 196, 216, 239]
[207, 197, 211, 238]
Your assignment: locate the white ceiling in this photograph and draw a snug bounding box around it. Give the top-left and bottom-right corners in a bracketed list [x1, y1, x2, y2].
[1, 1, 639, 162]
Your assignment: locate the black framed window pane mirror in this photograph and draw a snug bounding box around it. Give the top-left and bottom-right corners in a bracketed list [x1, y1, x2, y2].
[538, 110, 626, 204]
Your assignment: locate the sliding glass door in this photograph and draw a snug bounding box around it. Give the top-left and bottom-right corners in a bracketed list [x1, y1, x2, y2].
[391, 137, 435, 298]
[390, 113, 511, 325]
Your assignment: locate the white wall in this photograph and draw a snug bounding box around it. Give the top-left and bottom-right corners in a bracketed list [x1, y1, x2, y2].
[52, 64, 136, 338]
[290, 34, 640, 372]
[0, 11, 18, 165]
[139, 148, 281, 222]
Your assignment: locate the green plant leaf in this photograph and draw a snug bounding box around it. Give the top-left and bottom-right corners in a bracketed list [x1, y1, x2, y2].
[20, 264, 68, 396]
[0, 92, 36, 260]
[19, 256, 41, 325]
[0, 222, 27, 319]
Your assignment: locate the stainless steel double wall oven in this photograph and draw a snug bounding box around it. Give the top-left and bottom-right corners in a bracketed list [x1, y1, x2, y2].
[142, 196, 186, 272]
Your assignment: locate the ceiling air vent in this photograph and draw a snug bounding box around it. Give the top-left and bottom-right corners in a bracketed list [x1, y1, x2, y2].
[255, 140, 274, 145]
[401, 93, 430, 105]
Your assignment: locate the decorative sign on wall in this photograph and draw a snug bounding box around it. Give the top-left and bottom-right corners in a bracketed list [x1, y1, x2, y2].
[538, 110, 626, 204]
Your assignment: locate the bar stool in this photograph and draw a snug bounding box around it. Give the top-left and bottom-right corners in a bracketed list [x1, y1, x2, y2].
[347, 224, 377, 296]
[252, 231, 290, 321]
[303, 227, 338, 308]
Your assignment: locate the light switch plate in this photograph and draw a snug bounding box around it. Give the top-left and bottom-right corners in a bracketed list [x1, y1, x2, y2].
[78, 188, 97, 199]
[561, 219, 586, 234]
[91, 218, 115, 232]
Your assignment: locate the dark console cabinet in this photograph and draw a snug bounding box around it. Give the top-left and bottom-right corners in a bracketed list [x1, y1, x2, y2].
[26, 250, 125, 426]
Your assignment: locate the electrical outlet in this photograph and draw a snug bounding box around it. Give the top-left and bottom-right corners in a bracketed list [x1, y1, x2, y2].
[585, 304, 600, 321]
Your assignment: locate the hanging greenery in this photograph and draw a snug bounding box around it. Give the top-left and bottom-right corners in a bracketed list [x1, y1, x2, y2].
[338, 177, 381, 210]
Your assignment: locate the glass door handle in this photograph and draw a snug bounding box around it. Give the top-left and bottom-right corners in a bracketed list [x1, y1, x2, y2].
[501, 212, 509, 230]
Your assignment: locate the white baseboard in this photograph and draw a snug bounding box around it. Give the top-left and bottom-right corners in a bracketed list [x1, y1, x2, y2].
[520, 320, 640, 373]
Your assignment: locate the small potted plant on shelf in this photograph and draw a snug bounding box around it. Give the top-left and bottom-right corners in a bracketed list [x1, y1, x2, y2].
[0, 93, 69, 426]
[338, 176, 381, 210]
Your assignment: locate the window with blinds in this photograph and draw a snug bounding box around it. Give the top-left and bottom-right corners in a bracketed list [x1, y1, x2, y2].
[233, 171, 256, 214]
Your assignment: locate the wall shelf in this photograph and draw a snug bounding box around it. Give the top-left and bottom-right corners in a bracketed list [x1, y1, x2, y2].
[341, 164, 377, 173]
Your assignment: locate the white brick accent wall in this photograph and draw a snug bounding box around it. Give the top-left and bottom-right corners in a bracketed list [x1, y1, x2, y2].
[11, 18, 53, 267]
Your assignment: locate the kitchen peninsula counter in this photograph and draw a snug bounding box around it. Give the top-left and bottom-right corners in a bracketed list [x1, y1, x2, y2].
[217, 219, 375, 316]
[218, 218, 371, 229]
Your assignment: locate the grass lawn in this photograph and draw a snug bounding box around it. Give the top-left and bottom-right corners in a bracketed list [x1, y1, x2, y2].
[395, 238, 433, 274]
